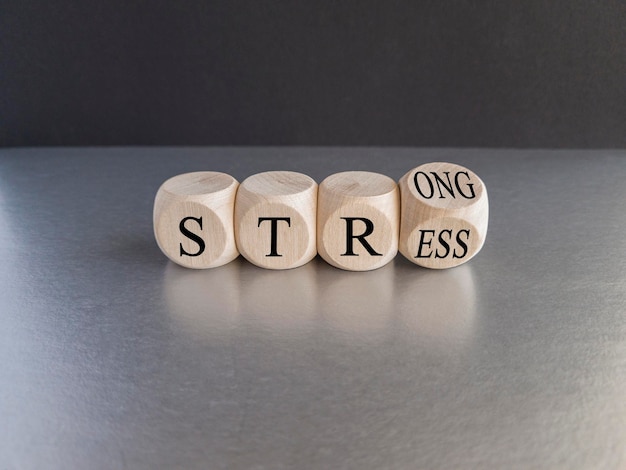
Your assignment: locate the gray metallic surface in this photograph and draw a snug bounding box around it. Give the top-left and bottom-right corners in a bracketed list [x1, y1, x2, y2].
[1, 148, 625, 469]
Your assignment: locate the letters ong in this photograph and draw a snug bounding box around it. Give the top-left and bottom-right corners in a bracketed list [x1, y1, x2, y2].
[153, 162, 489, 271]
[413, 171, 476, 199]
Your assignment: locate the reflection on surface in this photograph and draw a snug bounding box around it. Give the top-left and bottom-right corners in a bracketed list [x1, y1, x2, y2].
[317, 261, 396, 335]
[163, 259, 242, 337]
[164, 256, 477, 344]
[164, 257, 319, 335]
[238, 260, 318, 331]
[394, 261, 477, 344]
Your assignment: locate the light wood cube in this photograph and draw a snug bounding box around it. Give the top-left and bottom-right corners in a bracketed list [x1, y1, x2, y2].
[153, 172, 239, 269]
[235, 171, 318, 269]
[317, 171, 399, 271]
[398, 162, 488, 269]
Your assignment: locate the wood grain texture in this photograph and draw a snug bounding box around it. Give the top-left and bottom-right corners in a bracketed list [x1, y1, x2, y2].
[235, 171, 317, 269]
[317, 171, 399, 271]
[154, 172, 239, 269]
[399, 162, 488, 269]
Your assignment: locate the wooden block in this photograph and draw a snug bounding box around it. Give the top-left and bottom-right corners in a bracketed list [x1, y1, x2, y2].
[398, 162, 488, 269]
[153, 172, 239, 269]
[235, 171, 318, 269]
[317, 171, 399, 271]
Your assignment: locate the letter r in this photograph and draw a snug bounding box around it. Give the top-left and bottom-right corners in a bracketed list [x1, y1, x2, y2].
[340, 217, 383, 256]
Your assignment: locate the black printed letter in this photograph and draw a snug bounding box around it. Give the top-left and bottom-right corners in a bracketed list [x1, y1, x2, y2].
[415, 229, 436, 258]
[435, 229, 452, 258]
[453, 229, 470, 258]
[258, 217, 291, 257]
[340, 217, 382, 256]
[179, 216, 205, 257]
[413, 171, 434, 199]
[454, 172, 476, 199]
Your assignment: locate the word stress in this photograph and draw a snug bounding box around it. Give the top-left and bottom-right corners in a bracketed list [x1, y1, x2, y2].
[154, 162, 488, 271]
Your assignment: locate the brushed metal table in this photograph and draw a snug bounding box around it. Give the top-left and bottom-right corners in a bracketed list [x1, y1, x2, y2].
[1, 148, 624, 469]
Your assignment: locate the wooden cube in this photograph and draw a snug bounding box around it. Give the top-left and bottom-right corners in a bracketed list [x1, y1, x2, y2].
[153, 172, 239, 269]
[317, 171, 399, 271]
[235, 171, 318, 269]
[398, 162, 488, 269]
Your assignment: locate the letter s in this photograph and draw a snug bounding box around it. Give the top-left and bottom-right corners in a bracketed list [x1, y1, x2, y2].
[179, 216, 206, 257]
[453, 229, 470, 259]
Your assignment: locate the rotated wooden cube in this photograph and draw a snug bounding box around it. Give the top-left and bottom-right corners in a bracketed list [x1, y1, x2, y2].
[235, 171, 318, 269]
[317, 171, 399, 271]
[154, 172, 239, 269]
[398, 162, 488, 269]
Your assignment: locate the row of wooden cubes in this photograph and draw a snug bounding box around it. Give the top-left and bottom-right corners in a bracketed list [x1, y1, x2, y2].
[154, 162, 488, 271]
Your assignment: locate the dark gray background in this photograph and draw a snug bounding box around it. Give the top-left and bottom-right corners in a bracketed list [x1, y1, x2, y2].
[2, 1, 625, 147]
